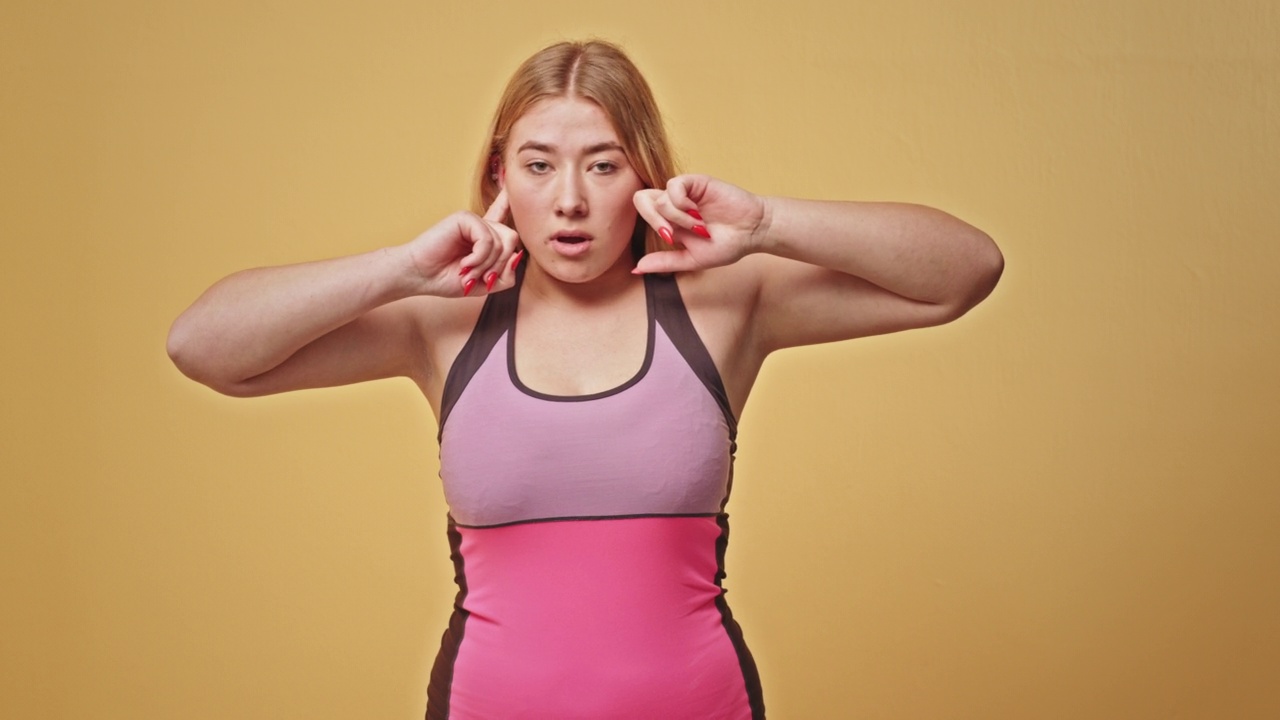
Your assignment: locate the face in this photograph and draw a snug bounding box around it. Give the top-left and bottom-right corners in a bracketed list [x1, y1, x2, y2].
[501, 96, 645, 284]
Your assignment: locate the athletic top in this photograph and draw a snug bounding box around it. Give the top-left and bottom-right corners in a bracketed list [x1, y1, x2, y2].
[425, 264, 765, 719]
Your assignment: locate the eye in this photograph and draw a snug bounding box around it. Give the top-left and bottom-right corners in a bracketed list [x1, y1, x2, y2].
[591, 161, 618, 174]
[526, 161, 551, 175]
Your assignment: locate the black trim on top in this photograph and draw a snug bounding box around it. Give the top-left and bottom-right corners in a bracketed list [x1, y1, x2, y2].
[507, 271, 657, 402]
[438, 266, 738, 425]
[647, 272, 742, 516]
[431, 265, 759, 716]
[436, 265, 522, 439]
[425, 517, 470, 720]
[453, 510, 720, 530]
[649, 273, 739, 437]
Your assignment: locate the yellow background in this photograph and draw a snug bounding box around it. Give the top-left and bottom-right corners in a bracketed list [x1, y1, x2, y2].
[4, 1, 1278, 718]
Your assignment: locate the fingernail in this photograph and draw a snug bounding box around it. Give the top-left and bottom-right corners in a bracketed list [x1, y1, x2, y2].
[484, 272, 497, 291]
[510, 250, 524, 269]
[459, 266, 472, 276]
[688, 209, 703, 221]
[630, 268, 645, 275]
[463, 278, 477, 296]
[692, 224, 710, 239]
[658, 227, 674, 245]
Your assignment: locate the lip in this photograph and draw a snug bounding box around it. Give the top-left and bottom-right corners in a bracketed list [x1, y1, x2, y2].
[549, 230, 594, 258]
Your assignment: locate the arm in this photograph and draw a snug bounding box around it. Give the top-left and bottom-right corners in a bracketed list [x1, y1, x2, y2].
[167, 194, 521, 397]
[633, 176, 1003, 352]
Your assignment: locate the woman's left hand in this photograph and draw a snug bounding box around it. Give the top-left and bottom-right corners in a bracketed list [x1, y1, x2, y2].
[632, 174, 769, 274]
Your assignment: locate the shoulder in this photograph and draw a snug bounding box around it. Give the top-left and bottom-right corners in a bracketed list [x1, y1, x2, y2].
[665, 259, 776, 417]
[398, 293, 488, 406]
[668, 252, 819, 332]
[666, 254, 769, 310]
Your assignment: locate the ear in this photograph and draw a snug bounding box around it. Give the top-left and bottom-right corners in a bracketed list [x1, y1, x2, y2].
[491, 155, 505, 189]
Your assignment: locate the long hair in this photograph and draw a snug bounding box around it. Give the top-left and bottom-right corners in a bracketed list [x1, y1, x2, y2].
[473, 40, 678, 260]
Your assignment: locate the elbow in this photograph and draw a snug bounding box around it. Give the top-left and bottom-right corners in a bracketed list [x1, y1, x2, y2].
[936, 233, 1004, 324]
[166, 314, 201, 380]
[971, 235, 1004, 304]
[166, 316, 254, 397]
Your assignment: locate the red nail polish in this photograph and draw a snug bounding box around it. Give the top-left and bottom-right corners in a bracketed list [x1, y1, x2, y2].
[658, 227, 674, 245]
[484, 272, 497, 291]
[692, 224, 710, 239]
[459, 265, 472, 276]
[463, 278, 477, 296]
[688, 209, 703, 221]
[510, 250, 524, 269]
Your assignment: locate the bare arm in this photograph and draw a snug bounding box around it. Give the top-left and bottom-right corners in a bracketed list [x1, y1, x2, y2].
[167, 194, 521, 397]
[633, 176, 1003, 352]
[168, 247, 428, 396]
[746, 196, 1003, 349]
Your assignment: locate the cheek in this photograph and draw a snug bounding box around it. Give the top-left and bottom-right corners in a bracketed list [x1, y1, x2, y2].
[590, 178, 637, 208]
[599, 187, 640, 224]
[504, 185, 542, 227]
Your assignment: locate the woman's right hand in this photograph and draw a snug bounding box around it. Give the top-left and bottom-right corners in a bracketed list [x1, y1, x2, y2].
[406, 189, 523, 297]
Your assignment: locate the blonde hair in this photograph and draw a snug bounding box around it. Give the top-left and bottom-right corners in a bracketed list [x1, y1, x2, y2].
[473, 40, 678, 259]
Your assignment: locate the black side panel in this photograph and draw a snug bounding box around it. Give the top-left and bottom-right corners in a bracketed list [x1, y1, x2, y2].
[714, 512, 766, 719]
[425, 518, 470, 720]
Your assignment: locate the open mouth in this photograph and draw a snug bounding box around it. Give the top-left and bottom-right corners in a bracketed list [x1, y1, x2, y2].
[547, 229, 591, 254]
[553, 231, 593, 243]
[550, 232, 594, 257]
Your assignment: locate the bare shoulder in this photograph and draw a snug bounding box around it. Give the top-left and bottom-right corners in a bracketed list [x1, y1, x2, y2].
[670, 259, 771, 418]
[669, 251, 893, 417]
[404, 293, 487, 412]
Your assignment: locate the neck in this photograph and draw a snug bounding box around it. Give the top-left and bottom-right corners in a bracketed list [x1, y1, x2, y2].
[521, 256, 641, 307]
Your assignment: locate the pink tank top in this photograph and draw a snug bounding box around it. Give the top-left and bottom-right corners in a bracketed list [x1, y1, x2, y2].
[427, 265, 764, 719]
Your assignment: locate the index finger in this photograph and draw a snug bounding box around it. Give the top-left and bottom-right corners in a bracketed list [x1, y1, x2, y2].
[665, 174, 705, 213]
[484, 188, 510, 223]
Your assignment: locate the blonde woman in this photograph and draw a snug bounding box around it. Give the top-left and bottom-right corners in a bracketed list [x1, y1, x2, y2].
[168, 40, 1003, 720]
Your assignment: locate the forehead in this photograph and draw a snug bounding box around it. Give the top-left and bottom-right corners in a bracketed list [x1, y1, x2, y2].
[509, 96, 622, 152]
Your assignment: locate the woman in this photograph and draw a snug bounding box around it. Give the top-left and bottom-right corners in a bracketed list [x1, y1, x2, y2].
[168, 40, 1002, 720]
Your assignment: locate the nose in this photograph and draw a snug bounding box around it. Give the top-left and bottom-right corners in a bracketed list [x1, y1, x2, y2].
[553, 171, 587, 217]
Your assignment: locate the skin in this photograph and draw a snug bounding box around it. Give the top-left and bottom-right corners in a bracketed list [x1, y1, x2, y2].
[166, 95, 1004, 423]
[498, 98, 651, 397]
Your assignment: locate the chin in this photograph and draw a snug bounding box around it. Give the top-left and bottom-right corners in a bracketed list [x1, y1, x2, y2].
[533, 254, 633, 286]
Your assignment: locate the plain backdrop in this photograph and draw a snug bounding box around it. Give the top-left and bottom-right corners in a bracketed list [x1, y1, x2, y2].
[3, 1, 1278, 718]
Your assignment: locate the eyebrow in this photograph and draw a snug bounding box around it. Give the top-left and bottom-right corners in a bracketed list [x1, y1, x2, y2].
[516, 140, 625, 155]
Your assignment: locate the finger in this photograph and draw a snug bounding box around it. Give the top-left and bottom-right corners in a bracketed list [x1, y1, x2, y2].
[665, 175, 694, 211]
[472, 231, 503, 282]
[478, 247, 522, 294]
[632, 249, 700, 275]
[642, 184, 711, 243]
[483, 188, 510, 224]
[666, 174, 712, 213]
[497, 248, 524, 285]
[474, 195, 517, 290]
[481, 228, 521, 293]
[455, 216, 498, 281]
[632, 188, 660, 226]
[661, 176, 711, 237]
[633, 188, 681, 245]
